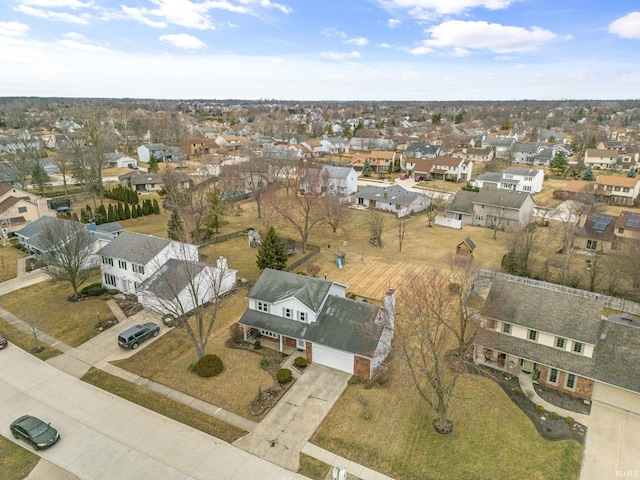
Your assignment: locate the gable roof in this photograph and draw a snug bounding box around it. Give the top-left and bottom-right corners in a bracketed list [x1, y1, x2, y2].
[355, 184, 420, 206]
[247, 268, 337, 313]
[484, 280, 603, 344]
[473, 189, 533, 210]
[137, 258, 207, 301]
[586, 149, 618, 159]
[98, 231, 171, 265]
[447, 190, 476, 214]
[458, 236, 476, 250]
[595, 175, 640, 188]
[504, 167, 542, 177]
[475, 172, 503, 183]
[322, 166, 354, 179]
[593, 316, 640, 393]
[575, 213, 616, 242]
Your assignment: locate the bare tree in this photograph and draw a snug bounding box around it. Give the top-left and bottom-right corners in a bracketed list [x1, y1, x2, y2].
[486, 206, 506, 240]
[367, 209, 385, 247]
[163, 172, 208, 244]
[243, 149, 270, 219]
[585, 248, 604, 292]
[38, 219, 97, 299]
[143, 250, 235, 360]
[52, 153, 71, 196]
[397, 269, 473, 434]
[503, 222, 543, 277]
[320, 195, 350, 234]
[425, 193, 446, 227]
[2, 131, 41, 189]
[397, 218, 407, 252]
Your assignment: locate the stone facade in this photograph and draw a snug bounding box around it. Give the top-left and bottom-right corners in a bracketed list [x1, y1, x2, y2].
[354, 356, 371, 379]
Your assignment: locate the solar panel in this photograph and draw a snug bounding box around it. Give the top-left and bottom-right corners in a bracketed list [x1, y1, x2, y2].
[592, 216, 612, 232]
[625, 213, 640, 229]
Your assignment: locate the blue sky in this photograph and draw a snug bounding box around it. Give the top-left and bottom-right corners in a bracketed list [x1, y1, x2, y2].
[1, 0, 639, 100]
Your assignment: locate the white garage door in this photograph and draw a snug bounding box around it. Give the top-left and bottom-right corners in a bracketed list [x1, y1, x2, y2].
[313, 344, 354, 374]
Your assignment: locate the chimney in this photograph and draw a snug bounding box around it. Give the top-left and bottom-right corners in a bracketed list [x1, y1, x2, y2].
[382, 288, 396, 329]
[217, 256, 228, 270]
[383, 189, 388, 199]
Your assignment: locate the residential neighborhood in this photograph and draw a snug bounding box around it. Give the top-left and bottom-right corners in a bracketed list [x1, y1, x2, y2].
[2, 97, 640, 480]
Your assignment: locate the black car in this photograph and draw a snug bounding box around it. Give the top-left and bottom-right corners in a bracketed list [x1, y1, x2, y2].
[0, 334, 7, 349]
[117, 322, 160, 349]
[10, 415, 60, 450]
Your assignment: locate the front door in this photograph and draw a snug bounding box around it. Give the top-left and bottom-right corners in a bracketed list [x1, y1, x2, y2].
[297, 339, 305, 351]
[520, 359, 534, 374]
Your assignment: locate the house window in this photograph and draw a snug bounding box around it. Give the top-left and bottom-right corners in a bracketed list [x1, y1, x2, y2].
[104, 274, 117, 287]
[118, 260, 127, 270]
[556, 337, 565, 349]
[623, 187, 630, 193]
[502, 323, 512, 334]
[565, 373, 576, 390]
[298, 311, 307, 322]
[523, 186, 531, 192]
[18, 206, 27, 213]
[619, 228, 625, 234]
[283, 308, 292, 319]
[586, 239, 598, 250]
[259, 329, 278, 338]
[548, 368, 559, 384]
[475, 215, 484, 221]
[573, 342, 583, 354]
[102, 256, 113, 266]
[132, 264, 145, 274]
[257, 301, 269, 313]
[528, 329, 538, 341]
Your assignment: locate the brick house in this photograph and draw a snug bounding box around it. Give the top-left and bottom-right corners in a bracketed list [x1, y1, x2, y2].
[349, 151, 401, 173]
[238, 269, 394, 379]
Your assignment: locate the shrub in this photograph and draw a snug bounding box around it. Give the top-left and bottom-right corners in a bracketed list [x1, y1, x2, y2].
[293, 356, 307, 368]
[188, 363, 197, 373]
[229, 324, 243, 343]
[260, 358, 271, 368]
[306, 264, 321, 278]
[512, 387, 522, 396]
[194, 354, 224, 377]
[550, 411, 559, 420]
[276, 368, 293, 384]
[535, 405, 545, 414]
[565, 416, 575, 426]
[348, 375, 364, 385]
[81, 283, 104, 296]
[254, 340, 261, 350]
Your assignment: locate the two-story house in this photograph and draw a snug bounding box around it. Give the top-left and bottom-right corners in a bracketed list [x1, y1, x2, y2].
[98, 231, 198, 295]
[473, 167, 544, 194]
[238, 269, 394, 378]
[349, 151, 401, 173]
[136, 256, 236, 316]
[137, 143, 187, 164]
[321, 166, 358, 196]
[215, 134, 245, 151]
[473, 273, 640, 405]
[450, 146, 494, 164]
[593, 176, 640, 206]
[584, 149, 619, 170]
[403, 142, 444, 159]
[446, 189, 535, 228]
[0, 183, 56, 233]
[355, 184, 428, 218]
[118, 171, 190, 193]
[411, 157, 473, 183]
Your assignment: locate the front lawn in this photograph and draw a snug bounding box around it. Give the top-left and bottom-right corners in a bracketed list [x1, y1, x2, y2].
[311, 367, 582, 480]
[0, 317, 62, 360]
[111, 290, 277, 419]
[0, 436, 40, 480]
[0, 244, 27, 283]
[0, 274, 113, 347]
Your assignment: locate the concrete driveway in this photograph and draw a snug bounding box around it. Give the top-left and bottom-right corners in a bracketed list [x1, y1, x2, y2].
[233, 364, 350, 471]
[581, 383, 640, 480]
[0, 345, 308, 480]
[45, 308, 169, 378]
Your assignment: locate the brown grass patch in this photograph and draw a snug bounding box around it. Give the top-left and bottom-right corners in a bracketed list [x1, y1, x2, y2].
[0, 436, 40, 480]
[0, 317, 63, 360]
[0, 243, 27, 282]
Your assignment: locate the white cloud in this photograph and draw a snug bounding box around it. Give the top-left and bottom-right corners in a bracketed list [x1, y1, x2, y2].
[63, 32, 85, 40]
[376, 0, 515, 17]
[378, 42, 391, 48]
[425, 20, 558, 53]
[245, 0, 292, 14]
[408, 45, 434, 55]
[17, 0, 93, 8]
[609, 12, 640, 40]
[159, 33, 206, 50]
[321, 28, 347, 39]
[345, 36, 368, 46]
[448, 46, 470, 57]
[58, 36, 109, 52]
[321, 50, 361, 60]
[120, 6, 167, 28]
[0, 21, 30, 37]
[15, 5, 90, 24]
[388, 18, 400, 28]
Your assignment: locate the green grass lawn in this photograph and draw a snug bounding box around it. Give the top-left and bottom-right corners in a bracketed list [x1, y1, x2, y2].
[0, 272, 113, 347]
[311, 369, 582, 480]
[0, 436, 40, 480]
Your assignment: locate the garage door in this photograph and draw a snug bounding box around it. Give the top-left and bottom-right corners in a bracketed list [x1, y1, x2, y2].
[312, 344, 354, 374]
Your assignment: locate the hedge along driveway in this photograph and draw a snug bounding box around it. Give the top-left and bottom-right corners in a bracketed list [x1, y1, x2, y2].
[0, 278, 114, 347]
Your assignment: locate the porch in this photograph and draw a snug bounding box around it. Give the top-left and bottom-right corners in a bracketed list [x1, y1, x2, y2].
[242, 325, 302, 356]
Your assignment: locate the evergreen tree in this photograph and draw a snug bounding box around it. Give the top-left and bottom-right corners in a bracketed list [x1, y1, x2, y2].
[137, 204, 143, 217]
[152, 199, 160, 214]
[550, 151, 568, 176]
[132, 204, 138, 218]
[628, 167, 637, 178]
[117, 203, 124, 220]
[583, 167, 594, 181]
[256, 226, 288, 271]
[96, 204, 107, 224]
[107, 204, 115, 223]
[31, 159, 52, 195]
[124, 203, 131, 219]
[148, 154, 159, 173]
[167, 209, 184, 240]
[362, 159, 372, 177]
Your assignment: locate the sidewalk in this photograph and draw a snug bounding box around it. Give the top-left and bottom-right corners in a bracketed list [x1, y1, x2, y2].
[518, 373, 590, 427]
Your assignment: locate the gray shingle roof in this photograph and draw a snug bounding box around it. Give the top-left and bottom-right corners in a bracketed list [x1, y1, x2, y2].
[474, 188, 533, 210]
[137, 258, 207, 301]
[96, 221, 124, 234]
[355, 184, 420, 207]
[447, 190, 476, 214]
[484, 280, 603, 344]
[504, 167, 542, 177]
[475, 172, 503, 183]
[98, 231, 171, 265]
[247, 268, 335, 313]
[593, 317, 640, 393]
[322, 166, 353, 179]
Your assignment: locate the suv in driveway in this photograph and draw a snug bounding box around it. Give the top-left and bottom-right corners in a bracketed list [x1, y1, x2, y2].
[117, 323, 160, 349]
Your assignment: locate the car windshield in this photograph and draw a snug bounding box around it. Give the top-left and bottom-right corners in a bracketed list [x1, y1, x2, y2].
[30, 422, 49, 437]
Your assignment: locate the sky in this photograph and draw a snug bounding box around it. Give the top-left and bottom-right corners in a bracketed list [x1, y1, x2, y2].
[1, 0, 640, 101]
